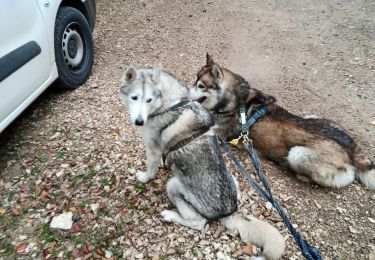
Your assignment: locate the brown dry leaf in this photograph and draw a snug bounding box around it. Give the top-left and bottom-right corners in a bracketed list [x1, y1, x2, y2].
[14, 243, 28, 253]
[96, 248, 104, 256]
[43, 249, 51, 259]
[26, 218, 35, 225]
[152, 256, 160, 260]
[72, 247, 80, 258]
[0, 208, 6, 215]
[11, 208, 21, 216]
[40, 189, 49, 198]
[83, 243, 90, 254]
[48, 241, 57, 250]
[242, 243, 254, 256]
[72, 223, 83, 233]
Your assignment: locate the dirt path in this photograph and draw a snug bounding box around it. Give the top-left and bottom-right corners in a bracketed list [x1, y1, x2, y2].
[0, 0, 374, 259]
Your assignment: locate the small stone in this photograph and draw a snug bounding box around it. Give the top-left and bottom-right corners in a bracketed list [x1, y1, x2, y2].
[368, 217, 375, 224]
[90, 203, 100, 214]
[314, 201, 322, 209]
[56, 170, 64, 177]
[105, 250, 113, 258]
[265, 202, 273, 210]
[349, 226, 361, 234]
[19, 235, 28, 241]
[49, 132, 61, 140]
[50, 212, 73, 230]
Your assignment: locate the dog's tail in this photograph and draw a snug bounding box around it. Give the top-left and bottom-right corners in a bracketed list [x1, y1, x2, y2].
[220, 214, 284, 260]
[353, 147, 375, 190]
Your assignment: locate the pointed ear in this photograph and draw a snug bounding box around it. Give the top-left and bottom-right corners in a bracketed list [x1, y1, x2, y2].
[211, 64, 223, 81]
[152, 64, 162, 83]
[206, 53, 214, 67]
[248, 89, 276, 105]
[123, 65, 137, 84]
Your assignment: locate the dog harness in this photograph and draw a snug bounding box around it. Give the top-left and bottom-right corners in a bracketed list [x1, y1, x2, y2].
[148, 99, 213, 168]
[162, 126, 211, 168]
[229, 106, 267, 145]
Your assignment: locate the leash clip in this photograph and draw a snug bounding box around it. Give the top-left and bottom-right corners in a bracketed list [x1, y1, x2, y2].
[242, 133, 251, 144]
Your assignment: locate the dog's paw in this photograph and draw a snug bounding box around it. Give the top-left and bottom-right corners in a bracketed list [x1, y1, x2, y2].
[136, 171, 153, 183]
[161, 210, 179, 222]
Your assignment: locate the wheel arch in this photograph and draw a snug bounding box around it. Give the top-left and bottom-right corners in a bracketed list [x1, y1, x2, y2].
[59, 0, 96, 31]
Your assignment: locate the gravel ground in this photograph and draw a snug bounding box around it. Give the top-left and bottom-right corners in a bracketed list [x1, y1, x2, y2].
[1, 0, 374, 259]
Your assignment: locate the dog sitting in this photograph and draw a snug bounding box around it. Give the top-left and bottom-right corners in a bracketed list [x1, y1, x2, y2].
[119, 65, 285, 259]
[190, 54, 375, 190]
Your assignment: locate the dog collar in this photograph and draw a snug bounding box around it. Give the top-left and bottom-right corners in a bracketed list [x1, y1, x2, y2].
[240, 106, 267, 133]
[227, 106, 267, 145]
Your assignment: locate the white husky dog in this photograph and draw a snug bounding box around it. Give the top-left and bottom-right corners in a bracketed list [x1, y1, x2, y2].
[119, 66, 285, 259]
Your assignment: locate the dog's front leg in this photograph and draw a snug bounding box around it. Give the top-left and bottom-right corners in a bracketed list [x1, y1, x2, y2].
[136, 144, 162, 183]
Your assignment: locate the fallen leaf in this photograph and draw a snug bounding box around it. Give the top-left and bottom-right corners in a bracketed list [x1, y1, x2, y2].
[72, 247, 80, 258]
[152, 256, 160, 260]
[83, 243, 90, 254]
[72, 223, 83, 233]
[11, 208, 21, 216]
[96, 248, 104, 256]
[14, 243, 28, 253]
[0, 208, 6, 215]
[48, 241, 57, 250]
[242, 243, 254, 256]
[40, 189, 49, 198]
[369, 120, 375, 125]
[43, 249, 51, 259]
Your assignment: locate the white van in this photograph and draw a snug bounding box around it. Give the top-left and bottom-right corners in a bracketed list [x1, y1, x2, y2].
[0, 0, 96, 133]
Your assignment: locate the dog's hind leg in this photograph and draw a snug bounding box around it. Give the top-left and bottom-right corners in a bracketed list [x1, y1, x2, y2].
[161, 177, 207, 230]
[352, 147, 375, 190]
[287, 145, 355, 188]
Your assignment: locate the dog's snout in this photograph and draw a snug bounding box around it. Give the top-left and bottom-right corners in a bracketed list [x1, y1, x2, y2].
[135, 118, 144, 126]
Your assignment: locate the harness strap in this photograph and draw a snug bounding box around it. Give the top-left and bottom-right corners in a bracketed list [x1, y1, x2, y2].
[240, 105, 267, 133]
[162, 127, 211, 168]
[149, 100, 191, 118]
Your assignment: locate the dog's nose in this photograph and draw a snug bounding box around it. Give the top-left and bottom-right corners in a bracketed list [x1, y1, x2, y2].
[135, 118, 144, 126]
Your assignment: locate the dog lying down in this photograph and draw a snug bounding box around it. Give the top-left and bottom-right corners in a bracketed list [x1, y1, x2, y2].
[190, 54, 375, 190]
[119, 66, 285, 259]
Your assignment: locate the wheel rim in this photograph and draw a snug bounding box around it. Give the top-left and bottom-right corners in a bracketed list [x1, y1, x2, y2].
[62, 22, 85, 71]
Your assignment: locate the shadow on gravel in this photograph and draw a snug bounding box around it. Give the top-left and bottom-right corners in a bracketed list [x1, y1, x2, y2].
[0, 82, 75, 171]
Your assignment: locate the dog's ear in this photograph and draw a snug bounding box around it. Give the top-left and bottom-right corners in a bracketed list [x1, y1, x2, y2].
[152, 64, 162, 84]
[123, 65, 137, 84]
[247, 89, 276, 106]
[206, 53, 214, 67]
[211, 64, 223, 81]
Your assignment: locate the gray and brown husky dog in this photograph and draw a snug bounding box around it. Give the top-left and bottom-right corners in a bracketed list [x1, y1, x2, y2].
[190, 54, 375, 190]
[119, 66, 285, 259]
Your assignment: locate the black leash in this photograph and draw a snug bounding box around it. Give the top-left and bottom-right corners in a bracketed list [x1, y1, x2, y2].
[220, 136, 323, 260]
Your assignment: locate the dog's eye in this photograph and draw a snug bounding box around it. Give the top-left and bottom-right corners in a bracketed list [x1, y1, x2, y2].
[197, 84, 205, 89]
[146, 98, 152, 103]
[131, 96, 138, 101]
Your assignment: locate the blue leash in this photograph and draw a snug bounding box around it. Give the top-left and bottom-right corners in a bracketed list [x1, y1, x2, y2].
[220, 139, 323, 260]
